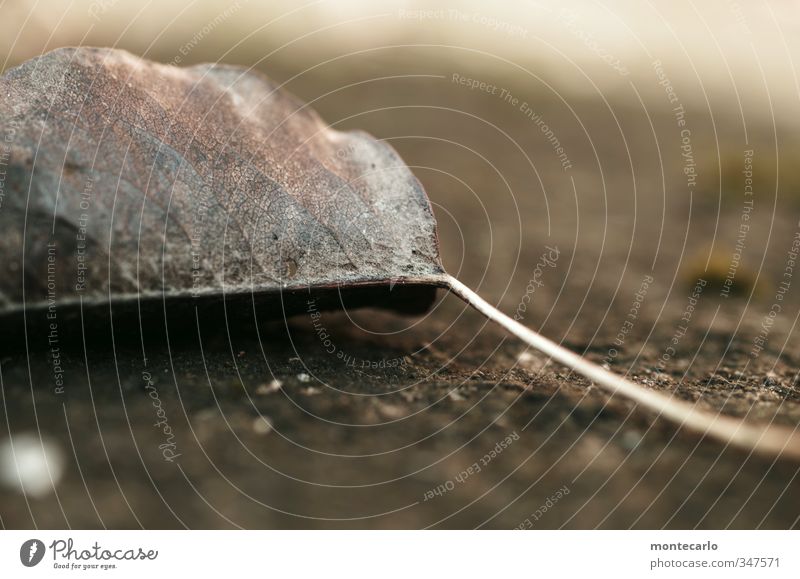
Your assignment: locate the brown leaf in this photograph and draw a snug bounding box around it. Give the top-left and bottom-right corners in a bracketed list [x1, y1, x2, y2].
[0, 47, 446, 327]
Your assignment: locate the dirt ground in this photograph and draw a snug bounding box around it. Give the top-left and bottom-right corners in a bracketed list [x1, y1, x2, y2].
[1, 48, 799, 529]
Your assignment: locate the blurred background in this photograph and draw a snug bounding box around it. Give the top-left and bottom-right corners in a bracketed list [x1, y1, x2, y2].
[2, 0, 800, 529]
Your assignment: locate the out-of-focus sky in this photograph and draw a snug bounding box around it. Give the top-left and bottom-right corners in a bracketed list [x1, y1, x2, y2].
[2, 0, 799, 119]
[4, 0, 800, 202]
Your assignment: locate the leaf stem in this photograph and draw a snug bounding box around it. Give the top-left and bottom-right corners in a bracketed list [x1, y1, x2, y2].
[446, 274, 800, 460]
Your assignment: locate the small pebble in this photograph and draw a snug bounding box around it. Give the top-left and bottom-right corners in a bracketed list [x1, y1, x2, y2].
[448, 389, 466, 401]
[252, 416, 273, 435]
[518, 350, 550, 372]
[518, 351, 535, 364]
[192, 409, 219, 442]
[0, 433, 65, 498]
[193, 408, 218, 422]
[256, 379, 283, 395]
[400, 390, 417, 403]
[378, 403, 406, 419]
[621, 430, 643, 450]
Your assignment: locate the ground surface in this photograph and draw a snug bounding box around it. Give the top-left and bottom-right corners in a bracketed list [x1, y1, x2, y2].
[2, 50, 800, 528]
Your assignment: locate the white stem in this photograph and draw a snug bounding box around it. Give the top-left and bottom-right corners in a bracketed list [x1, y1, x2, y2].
[446, 275, 800, 460]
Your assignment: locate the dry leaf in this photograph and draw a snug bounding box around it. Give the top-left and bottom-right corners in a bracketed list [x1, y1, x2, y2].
[0, 47, 447, 324]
